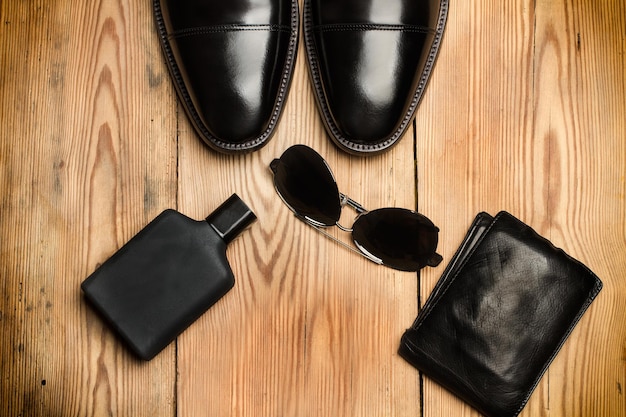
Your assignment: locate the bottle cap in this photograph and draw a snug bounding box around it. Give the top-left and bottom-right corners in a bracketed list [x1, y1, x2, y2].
[206, 194, 257, 244]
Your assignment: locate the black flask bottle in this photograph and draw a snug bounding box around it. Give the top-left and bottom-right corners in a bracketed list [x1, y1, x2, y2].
[81, 194, 256, 360]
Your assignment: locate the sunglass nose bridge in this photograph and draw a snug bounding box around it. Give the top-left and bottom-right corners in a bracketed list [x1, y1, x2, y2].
[306, 222, 383, 266]
[339, 193, 367, 214]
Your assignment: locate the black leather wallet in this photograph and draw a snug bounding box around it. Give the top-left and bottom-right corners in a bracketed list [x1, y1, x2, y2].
[399, 211, 603, 417]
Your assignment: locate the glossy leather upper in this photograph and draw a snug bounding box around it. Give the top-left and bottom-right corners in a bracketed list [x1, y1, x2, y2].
[304, 0, 447, 154]
[155, 0, 298, 152]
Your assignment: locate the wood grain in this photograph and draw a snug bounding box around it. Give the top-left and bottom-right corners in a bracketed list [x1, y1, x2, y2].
[1, 0, 624, 416]
[0, 1, 177, 416]
[416, 1, 626, 417]
[174, 37, 422, 416]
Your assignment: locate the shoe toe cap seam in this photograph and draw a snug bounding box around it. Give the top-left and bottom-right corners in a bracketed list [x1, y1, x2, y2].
[168, 24, 293, 40]
[313, 23, 435, 34]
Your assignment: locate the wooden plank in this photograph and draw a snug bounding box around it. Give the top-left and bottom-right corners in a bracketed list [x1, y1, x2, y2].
[174, 3, 421, 415]
[416, 0, 626, 416]
[0, 0, 177, 416]
[0, 0, 624, 416]
[414, 2, 537, 415]
[533, 1, 626, 416]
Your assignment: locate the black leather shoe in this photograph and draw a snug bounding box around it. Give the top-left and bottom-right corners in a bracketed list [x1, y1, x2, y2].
[154, 0, 299, 153]
[303, 0, 448, 155]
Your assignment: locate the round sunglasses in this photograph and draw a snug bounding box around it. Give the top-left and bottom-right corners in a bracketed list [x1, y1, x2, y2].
[270, 145, 443, 271]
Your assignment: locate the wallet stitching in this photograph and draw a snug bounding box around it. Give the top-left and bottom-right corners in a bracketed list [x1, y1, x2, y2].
[405, 211, 603, 417]
[411, 211, 494, 328]
[512, 285, 601, 415]
[402, 213, 509, 414]
[411, 211, 507, 327]
[400, 333, 484, 396]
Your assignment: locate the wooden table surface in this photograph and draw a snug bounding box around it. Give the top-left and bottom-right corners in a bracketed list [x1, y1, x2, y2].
[1, 1, 624, 416]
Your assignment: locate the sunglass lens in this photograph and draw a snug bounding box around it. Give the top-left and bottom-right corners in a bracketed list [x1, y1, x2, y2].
[352, 208, 442, 271]
[271, 145, 341, 226]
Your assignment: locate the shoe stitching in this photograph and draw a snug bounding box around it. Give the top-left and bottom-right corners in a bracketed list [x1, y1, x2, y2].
[303, 0, 449, 154]
[154, 0, 300, 152]
[313, 23, 435, 35]
[168, 24, 292, 41]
